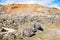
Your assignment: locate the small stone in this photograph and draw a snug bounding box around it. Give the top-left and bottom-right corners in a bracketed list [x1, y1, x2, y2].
[0, 19, 3, 23]
[37, 38, 42, 40]
[11, 34, 16, 38]
[0, 34, 3, 39]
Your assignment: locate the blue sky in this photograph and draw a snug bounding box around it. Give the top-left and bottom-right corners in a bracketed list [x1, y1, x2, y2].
[0, 0, 60, 9]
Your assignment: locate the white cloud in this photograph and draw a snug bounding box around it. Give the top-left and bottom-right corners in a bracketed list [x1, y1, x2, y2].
[0, 0, 54, 5]
[36, 0, 54, 5]
[0, 0, 60, 9]
[49, 4, 60, 9]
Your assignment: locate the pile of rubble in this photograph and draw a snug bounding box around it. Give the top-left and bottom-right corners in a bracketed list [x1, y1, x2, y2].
[0, 12, 44, 37]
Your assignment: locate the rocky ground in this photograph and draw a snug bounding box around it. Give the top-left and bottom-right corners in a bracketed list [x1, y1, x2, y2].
[0, 4, 60, 40]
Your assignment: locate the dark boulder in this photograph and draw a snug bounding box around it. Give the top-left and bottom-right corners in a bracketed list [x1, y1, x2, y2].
[34, 22, 44, 31]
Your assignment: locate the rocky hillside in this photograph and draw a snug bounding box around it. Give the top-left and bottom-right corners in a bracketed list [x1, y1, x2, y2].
[0, 4, 60, 40]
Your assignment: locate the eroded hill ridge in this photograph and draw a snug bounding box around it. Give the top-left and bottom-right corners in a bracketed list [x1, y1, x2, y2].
[0, 4, 60, 14]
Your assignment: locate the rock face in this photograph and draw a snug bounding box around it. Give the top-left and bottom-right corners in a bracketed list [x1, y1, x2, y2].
[0, 4, 60, 40]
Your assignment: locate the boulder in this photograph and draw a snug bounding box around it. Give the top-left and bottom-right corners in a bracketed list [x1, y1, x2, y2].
[34, 21, 44, 31]
[0, 27, 7, 32]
